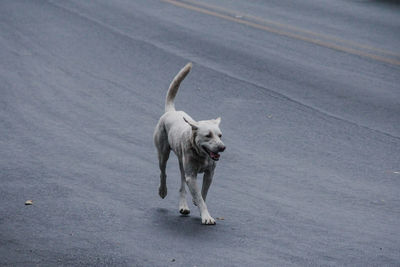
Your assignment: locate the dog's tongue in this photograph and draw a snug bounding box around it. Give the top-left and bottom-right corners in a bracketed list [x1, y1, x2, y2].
[210, 152, 220, 159]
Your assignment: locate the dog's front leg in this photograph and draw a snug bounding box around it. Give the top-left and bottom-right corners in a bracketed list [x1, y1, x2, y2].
[201, 169, 214, 202]
[185, 174, 216, 225]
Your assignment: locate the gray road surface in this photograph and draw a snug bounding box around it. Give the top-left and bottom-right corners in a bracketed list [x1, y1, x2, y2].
[1, 0, 399, 266]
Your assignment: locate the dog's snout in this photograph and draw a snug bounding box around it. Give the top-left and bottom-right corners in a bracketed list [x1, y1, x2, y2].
[219, 145, 226, 152]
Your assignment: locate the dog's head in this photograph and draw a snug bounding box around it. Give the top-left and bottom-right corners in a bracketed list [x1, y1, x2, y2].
[184, 117, 226, 161]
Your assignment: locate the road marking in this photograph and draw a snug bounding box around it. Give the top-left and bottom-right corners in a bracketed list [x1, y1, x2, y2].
[161, 0, 400, 66]
[184, 0, 399, 58]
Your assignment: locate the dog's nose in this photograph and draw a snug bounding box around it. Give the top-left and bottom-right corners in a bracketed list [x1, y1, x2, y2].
[219, 145, 226, 152]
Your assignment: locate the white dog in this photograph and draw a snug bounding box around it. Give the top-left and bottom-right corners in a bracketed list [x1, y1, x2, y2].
[153, 63, 225, 225]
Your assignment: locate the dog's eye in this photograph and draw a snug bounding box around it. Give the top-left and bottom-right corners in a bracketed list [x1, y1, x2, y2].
[205, 132, 212, 138]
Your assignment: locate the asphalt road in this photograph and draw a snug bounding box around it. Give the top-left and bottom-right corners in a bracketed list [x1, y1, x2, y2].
[1, 0, 399, 266]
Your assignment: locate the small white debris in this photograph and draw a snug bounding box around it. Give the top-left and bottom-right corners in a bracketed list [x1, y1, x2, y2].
[25, 200, 33, 205]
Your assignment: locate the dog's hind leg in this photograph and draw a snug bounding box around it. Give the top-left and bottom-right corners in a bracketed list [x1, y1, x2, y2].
[158, 148, 169, 199]
[154, 124, 170, 199]
[178, 160, 190, 215]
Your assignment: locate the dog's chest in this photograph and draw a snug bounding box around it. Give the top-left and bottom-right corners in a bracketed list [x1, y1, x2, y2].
[196, 157, 215, 173]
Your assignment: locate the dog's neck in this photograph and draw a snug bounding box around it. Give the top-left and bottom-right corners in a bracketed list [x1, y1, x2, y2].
[190, 130, 202, 156]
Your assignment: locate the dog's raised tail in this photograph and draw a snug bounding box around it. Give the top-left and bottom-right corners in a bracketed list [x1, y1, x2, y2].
[165, 62, 192, 113]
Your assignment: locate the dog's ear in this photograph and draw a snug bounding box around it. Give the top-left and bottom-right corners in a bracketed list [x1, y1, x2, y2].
[214, 117, 221, 125]
[183, 117, 199, 131]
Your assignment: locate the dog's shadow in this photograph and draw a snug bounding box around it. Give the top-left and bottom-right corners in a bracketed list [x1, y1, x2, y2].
[151, 207, 219, 237]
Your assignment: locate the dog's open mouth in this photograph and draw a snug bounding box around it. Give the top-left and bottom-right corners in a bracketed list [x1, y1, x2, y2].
[202, 146, 220, 161]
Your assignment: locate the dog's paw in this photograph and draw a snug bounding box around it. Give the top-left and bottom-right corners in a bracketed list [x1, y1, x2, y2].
[179, 200, 190, 215]
[179, 208, 190, 215]
[201, 215, 216, 225]
[158, 185, 167, 199]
